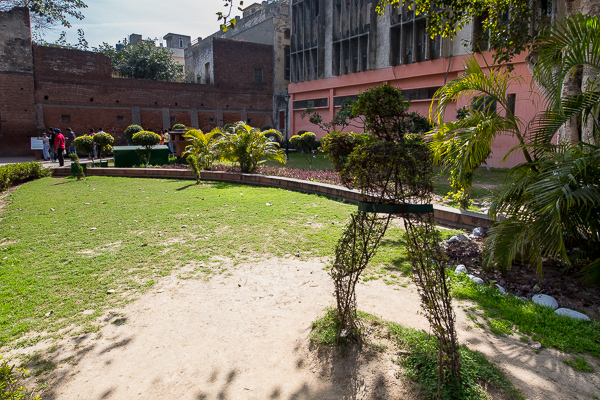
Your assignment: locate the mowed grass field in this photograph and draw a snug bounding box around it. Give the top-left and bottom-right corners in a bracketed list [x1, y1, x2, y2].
[1, 176, 440, 348]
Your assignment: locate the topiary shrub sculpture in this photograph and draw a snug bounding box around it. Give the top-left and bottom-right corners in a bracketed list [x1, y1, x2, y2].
[172, 123, 186, 130]
[124, 124, 143, 143]
[290, 131, 317, 169]
[93, 132, 114, 163]
[319, 84, 461, 395]
[132, 131, 161, 167]
[73, 135, 95, 163]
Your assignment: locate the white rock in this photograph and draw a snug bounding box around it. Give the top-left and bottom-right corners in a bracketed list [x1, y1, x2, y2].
[448, 236, 459, 243]
[473, 227, 486, 237]
[455, 265, 467, 274]
[467, 274, 475, 280]
[457, 234, 469, 241]
[107, 289, 116, 294]
[531, 294, 559, 310]
[495, 284, 507, 295]
[555, 308, 590, 321]
[181, 225, 187, 228]
[471, 277, 484, 285]
[90, 227, 97, 230]
[266, 203, 272, 206]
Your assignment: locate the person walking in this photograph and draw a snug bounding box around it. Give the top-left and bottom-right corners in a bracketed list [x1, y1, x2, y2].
[88, 128, 96, 159]
[66, 127, 77, 155]
[163, 129, 173, 155]
[47, 127, 56, 162]
[54, 128, 66, 167]
[41, 133, 50, 161]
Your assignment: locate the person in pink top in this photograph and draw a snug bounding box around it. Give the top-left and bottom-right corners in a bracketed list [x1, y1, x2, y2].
[54, 128, 66, 166]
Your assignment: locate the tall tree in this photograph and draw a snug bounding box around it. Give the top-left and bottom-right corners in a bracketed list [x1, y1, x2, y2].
[95, 39, 183, 82]
[0, 0, 87, 36]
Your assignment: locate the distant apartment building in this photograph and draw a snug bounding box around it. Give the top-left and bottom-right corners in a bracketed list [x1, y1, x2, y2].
[288, 0, 551, 168]
[163, 33, 191, 66]
[186, 0, 290, 131]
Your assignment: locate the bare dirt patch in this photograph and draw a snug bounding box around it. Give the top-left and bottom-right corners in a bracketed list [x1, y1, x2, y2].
[10, 258, 600, 399]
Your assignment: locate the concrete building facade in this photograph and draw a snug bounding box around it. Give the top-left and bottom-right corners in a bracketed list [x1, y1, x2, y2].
[0, 7, 274, 157]
[186, 0, 291, 132]
[288, 1, 548, 168]
[163, 33, 191, 66]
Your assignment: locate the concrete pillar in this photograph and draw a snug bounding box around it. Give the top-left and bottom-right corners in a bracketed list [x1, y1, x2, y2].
[190, 108, 199, 128]
[162, 108, 170, 131]
[216, 109, 224, 127]
[131, 107, 141, 125]
[241, 108, 248, 122]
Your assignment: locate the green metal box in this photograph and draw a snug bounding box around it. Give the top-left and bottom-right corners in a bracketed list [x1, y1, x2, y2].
[113, 145, 169, 168]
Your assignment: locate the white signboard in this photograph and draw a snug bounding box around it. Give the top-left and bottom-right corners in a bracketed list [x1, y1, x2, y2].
[31, 137, 44, 150]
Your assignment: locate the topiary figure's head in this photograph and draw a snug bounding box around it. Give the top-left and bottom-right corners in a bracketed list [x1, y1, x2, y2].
[132, 131, 161, 147]
[73, 135, 95, 155]
[124, 125, 144, 142]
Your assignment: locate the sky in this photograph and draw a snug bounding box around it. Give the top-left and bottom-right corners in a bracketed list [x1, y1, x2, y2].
[42, 0, 240, 48]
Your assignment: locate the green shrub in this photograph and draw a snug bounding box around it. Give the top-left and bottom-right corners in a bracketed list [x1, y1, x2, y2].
[92, 132, 114, 161]
[124, 124, 143, 142]
[172, 124, 186, 130]
[132, 131, 161, 167]
[68, 154, 85, 180]
[183, 129, 219, 181]
[215, 122, 285, 173]
[0, 357, 41, 400]
[290, 131, 317, 169]
[261, 124, 272, 131]
[73, 135, 95, 159]
[0, 162, 50, 193]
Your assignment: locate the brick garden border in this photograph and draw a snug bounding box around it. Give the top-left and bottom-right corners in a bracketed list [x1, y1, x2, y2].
[53, 166, 492, 229]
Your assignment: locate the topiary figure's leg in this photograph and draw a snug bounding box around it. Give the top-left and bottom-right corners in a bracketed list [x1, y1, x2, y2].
[403, 213, 461, 393]
[330, 210, 391, 341]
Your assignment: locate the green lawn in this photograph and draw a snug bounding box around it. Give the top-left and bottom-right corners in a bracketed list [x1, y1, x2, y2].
[432, 166, 508, 200]
[262, 152, 334, 170]
[0, 176, 425, 347]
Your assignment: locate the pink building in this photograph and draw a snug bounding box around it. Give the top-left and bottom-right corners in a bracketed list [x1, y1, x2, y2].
[287, 1, 547, 168]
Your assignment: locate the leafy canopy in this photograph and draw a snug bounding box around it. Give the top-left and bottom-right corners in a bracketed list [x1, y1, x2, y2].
[215, 122, 285, 173]
[376, 0, 548, 65]
[95, 39, 183, 82]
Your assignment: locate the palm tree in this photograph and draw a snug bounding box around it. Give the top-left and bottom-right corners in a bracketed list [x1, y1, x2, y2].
[430, 14, 600, 280]
[215, 122, 285, 173]
[428, 57, 533, 208]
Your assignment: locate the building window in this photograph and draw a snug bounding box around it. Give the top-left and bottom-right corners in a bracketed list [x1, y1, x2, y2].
[209, 117, 215, 123]
[253, 68, 264, 84]
[507, 94, 516, 115]
[247, 118, 253, 124]
[61, 114, 70, 123]
[284, 29, 290, 39]
[170, 116, 176, 126]
[204, 63, 211, 85]
[179, 37, 184, 48]
[117, 115, 125, 123]
[284, 46, 290, 80]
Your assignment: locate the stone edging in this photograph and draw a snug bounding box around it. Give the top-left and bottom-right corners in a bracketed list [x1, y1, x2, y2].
[52, 167, 492, 229]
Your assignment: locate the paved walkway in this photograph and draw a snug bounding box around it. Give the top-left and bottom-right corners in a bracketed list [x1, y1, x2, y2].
[0, 157, 112, 167]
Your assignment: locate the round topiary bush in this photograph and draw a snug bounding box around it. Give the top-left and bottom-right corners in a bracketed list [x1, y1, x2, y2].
[261, 124, 272, 131]
[172, 124, 186, 130]
[124, 124, 144, 142]
[93, 132, 114, 161]
[73, 135, 95, 157]
[132, 131, 162, 167]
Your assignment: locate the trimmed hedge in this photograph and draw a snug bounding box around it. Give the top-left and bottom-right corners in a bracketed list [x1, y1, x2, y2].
[0, 162, 51, 192]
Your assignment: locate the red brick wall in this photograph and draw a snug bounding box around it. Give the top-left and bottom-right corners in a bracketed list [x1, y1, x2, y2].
[0, 11, 274, 156]
[0, 8, 36, 156]
[0, 72, 37, 156]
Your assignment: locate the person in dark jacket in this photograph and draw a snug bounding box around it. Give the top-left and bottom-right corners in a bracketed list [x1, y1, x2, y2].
[54, 128, 66, 166]
[47, 127, 56, 161]
[66, 127, 77, 155]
